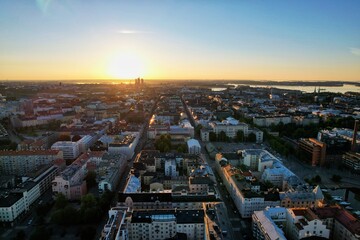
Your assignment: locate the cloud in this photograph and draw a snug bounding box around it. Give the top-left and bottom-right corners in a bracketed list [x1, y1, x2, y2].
[350, 47, 360, 56]
[116, 30, 152, 34]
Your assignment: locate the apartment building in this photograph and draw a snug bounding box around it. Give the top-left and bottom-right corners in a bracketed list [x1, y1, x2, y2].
[0, 165, 58, 225]
[342, 152, 360, 172]
[241, 149, 275, 172]
[128, 209, 205, 240]
[252, 207, 287, 240]
[286, 208, 330, 240]
[253, 115, 291, 127]
[298, 138, 326, 166]
[51, 141, 80, 160]
[0, 150, 63, 175]
[217, 164, 280, 218]
[315, 206, 360, 240]
[209, 117, 249, 138]
[52, 152, 98, 200]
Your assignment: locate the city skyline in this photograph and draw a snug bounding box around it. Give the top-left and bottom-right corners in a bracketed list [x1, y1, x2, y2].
[1, 0, 360, 81]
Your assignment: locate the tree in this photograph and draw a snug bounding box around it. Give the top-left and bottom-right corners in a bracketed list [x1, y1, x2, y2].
[209, 132, 217, 142]
[80, 194, 97, 210]
[72, 135, 82, 142]
[54, 193, 67, 209]
[58, 134, 71, 141]
[80, 226, 96, 240]
[63, 206, 79, 225]
[51, 209, 64, 225]
[217, 131, 227, 142]
[14, 230, 25, 240]
[236, 130, 244, 142]
[248, 133, 257, 142]
[195, 124, 203, 135]
[85, 171, 97, 188]
[176, 144, 187, 153]
[313, 175, 322, 183]
[331, 174, 342, 183]
[30, 227, 51, 240]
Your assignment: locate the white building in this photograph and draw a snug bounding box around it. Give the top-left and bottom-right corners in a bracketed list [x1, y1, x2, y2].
[216, 163, 280, 218]
[209, 117, 248, 138]
[248, 128, 264, 143]
[200, 129, 210, 142]
[241, 149, 275, 172]
[252, 207, 287, 240]
[0, 165, 58, 225]
[128, 210, 205, 240]
[0, 150, 63, 176]
[187, 139, 201, 155]
[77, 135, 96, 153]
[51, 152, 99, 200]
[253, 115, 291, 127]
[286, 208, 330, 240]
[165, 159, 178, 177]
[98, 153, 127, 193]
[101, 207, 128, 240]
[108, 133, 139, 160]
[51, 141, 80, 160]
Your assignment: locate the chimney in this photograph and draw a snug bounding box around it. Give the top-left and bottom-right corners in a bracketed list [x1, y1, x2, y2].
[351, 120, 359, 152]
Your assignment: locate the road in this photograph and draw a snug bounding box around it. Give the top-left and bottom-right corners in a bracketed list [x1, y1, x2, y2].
[180, 94, 251, 240]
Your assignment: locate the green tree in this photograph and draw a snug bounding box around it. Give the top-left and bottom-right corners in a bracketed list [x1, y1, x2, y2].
[51, 209, 64, 225]
[247, 133, 257, 142]
[85, 171, 97, 188]
[72, 135, 82, 142]
[195, 124, 203, 135]
[80, 226, 96, 240]
[217, 131, 227, 142]
[236, 130, 244, 142]
[63, 206, 79, 225]
[331, 174, 342, 183]
[209, 132, 217, 142]
[313, 175, 322, 183]
[80, 194, 97, 210]
[14, 230, 25, 240]
[58, 134, 71, 141]
[54, 193, 67, 209]
[30, 227, 51, 240]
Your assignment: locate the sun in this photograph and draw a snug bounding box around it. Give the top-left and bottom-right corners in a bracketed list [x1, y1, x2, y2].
[107, 53, 146, 79]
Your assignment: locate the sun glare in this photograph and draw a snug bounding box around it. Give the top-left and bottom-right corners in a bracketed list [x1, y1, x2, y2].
[107, 53, 146, 79]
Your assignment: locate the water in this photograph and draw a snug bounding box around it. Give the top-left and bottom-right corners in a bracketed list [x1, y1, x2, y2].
[212, 84, 360, 94]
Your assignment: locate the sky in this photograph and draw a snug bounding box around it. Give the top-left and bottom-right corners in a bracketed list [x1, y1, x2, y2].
[0, 0, 359, 81]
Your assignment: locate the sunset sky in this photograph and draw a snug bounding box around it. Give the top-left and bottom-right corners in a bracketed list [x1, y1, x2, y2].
[0, 0, 359, 81]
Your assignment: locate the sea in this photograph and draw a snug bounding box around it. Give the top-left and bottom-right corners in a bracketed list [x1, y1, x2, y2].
[212, 84, 360, 94]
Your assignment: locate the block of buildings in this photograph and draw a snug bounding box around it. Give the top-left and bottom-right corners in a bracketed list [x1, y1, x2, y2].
[342, 152, 360, 172]
[0, 150, 63, 175]
[0, 165, 58, 225]
[52, 152, 102, 200]
[209, 117, 249, 139]
[315, 206, 360, 240]
[252, 207, 287, 240]
[286, 208, 330, 240]
[187, 139, 201, 155]
[128, 209, 205, 240]
[241, 149, 275, 172]
[51, 141, 80, 161]
[298, 138, 326, 166]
